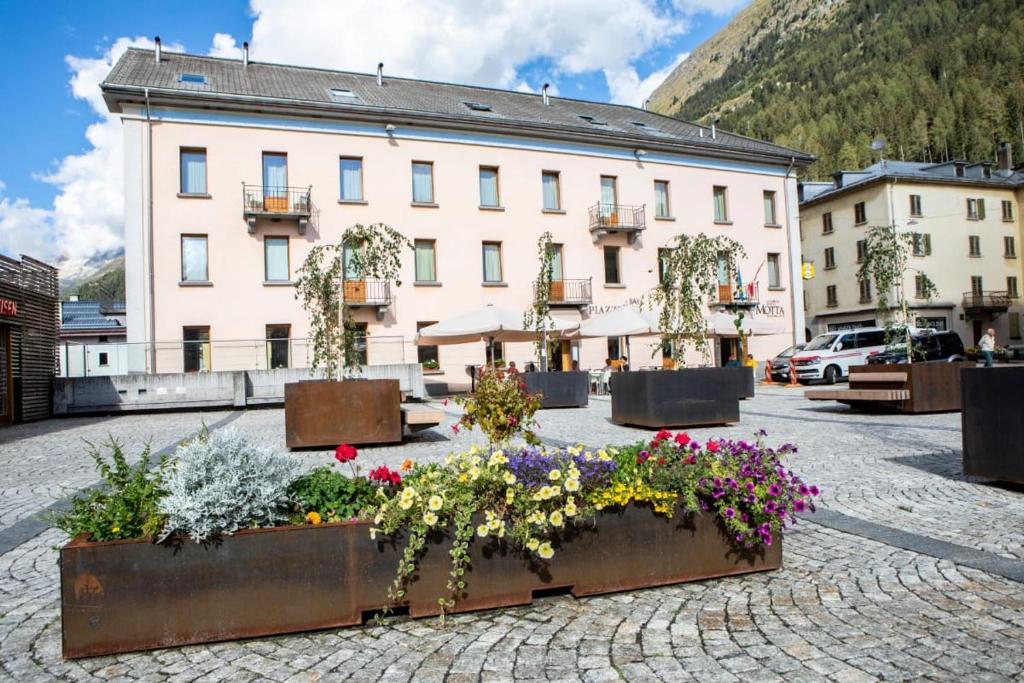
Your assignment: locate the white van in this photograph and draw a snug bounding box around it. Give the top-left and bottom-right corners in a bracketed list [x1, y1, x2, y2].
[791, 327, 889, 384]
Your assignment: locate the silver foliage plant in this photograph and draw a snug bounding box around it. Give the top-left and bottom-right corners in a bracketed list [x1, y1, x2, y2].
[158, 428, 301, 542]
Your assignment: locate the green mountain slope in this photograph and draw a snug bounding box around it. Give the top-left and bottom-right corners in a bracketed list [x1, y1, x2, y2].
[652, 0, 1024, 179]
[60, 257, 126, 303]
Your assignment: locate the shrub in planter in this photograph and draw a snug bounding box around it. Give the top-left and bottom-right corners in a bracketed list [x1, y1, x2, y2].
[288, 444, 400, 525]
[454, 366, 541, 446]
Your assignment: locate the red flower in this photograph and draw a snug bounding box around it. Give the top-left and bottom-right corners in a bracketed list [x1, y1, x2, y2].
[674, 432, 690, 446]
[657, 457, 666, 466]
[369, 466, 401, 486]
[636, 450, 651, 465]
[451, 424, 461, 434]
[706, 440, 720, 453]
[335, 444, 357, 463]
[684, 454, 697, 465]
[653, 429, 672, 442]
[442, 399, 449, 407]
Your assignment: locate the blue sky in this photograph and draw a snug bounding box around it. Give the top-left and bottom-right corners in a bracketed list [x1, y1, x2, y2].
[0, 0, 746, 272]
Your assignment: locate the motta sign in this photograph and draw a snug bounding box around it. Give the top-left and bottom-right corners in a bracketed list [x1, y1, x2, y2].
[755, 300, 786, 318]
[0, 299, 16, 317]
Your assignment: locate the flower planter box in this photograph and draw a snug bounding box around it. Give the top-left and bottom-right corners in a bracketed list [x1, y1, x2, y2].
[522, 371, 589, 408]
[720, 366, 755, 400]
[962, 366, 1024, 484]
[610, 369, 740, 428]
[284, 379, 401, 448]
[60, 506, 780, 659]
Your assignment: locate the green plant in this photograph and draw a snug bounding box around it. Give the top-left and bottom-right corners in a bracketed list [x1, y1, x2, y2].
[294, 222, 412, 379]
[454, 366, 541, 446]
[288, 465, 378, 524]
[523, 231, 557, 369]
[421, 359, 440, 370]
[49, 438, 168, 542]
[650, 233, 745, 365]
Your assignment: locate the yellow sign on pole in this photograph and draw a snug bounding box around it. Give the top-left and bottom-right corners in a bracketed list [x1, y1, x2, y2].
[801, 263, 815, 280]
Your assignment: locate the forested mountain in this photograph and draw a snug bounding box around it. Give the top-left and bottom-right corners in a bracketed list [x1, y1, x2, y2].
[60, 257, 126, 303]
[650, 0, 1024, 179]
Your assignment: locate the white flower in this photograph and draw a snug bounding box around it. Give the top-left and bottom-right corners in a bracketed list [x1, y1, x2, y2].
[549, 510, 564, 527]
[423, 511, 438, 526]
[503, 471, 517, 485]
[564, 478, 580, 492]
[537, 542, 554, 559]
[476, 524, 489, 537]
[428, 495, 444, 511]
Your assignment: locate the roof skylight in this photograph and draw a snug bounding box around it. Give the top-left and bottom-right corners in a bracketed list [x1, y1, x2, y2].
[328, 88, 359, 102]
[464, 101, 493, 112]
[178, 73, 208, 84]
[578, 114, 607, 125]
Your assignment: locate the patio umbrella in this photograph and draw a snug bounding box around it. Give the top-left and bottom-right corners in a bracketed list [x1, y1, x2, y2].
[576, 306, 660, 364]
[705, 311, 785, 336]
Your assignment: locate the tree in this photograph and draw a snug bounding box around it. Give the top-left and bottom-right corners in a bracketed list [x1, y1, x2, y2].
[650, 233, 745, 366]
[523, 232, 556, 370]
[294, 223, 411, 380]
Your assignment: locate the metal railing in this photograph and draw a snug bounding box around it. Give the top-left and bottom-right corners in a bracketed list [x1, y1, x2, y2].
[962, 290, 1015, 310]
[587, 203, 646, 232]
[242, 185, 312, 215]
[544, 278, 593, 306]
[714, 282, 760, 306]
[343, 279, 392, 306]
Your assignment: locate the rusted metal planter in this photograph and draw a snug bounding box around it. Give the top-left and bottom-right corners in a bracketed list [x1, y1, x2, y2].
[60, 506, 780, 659]
[522, 371, 589, 408]
[720, 366, 755, 400]
[962, 366, 1024, 484]
[610, 368, 740, 428]
[284, 379, 401, 448]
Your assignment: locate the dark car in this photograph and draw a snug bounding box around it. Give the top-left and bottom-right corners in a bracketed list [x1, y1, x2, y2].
[769, 343, 806, 381]
[866, 330, 966, 364]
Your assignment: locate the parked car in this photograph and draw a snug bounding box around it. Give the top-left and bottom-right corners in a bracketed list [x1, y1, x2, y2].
[866, 330, 966, 364]
[769, 343, 806, 381]
[792, 327, 890, 384]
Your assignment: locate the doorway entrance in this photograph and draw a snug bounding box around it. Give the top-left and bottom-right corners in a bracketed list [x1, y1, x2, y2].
[972, 320, 983, 345]
[718, 337, 739, 366]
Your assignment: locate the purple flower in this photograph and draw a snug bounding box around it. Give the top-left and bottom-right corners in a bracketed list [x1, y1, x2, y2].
[768, 483, 782, 497]
[745, 481, 755, 493]
[810, 485, 820, 496]
[793, 499, 807, 513]
[724, 507, 736, 519]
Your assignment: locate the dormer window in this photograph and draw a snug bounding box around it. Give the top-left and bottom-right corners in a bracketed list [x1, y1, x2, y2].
[328, 88, 359, 103]
[955, 164, 965, 177]
[463, 101, 492, 112]
[179, 73, 208, 84]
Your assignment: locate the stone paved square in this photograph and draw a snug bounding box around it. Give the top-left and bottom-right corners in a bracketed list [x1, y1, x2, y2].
[1, 386, 1023, 681]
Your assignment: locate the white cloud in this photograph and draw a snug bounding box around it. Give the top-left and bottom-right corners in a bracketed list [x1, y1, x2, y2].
[605, 51, 690, 109]
[208, 33, 244, 59]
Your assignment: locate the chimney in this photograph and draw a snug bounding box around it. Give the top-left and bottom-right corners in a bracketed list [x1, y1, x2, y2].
[377, 62, 384, 87]
[542, 83, 550, 106]
[710, 118, 718, 140]
[997, 141, 1013, 177]
[242, 41, 249, 67]
[642, 98, 650, 111]
[154, 36, 162, 63]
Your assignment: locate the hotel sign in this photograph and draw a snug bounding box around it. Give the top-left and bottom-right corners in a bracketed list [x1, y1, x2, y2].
[0, 298, 16, 317]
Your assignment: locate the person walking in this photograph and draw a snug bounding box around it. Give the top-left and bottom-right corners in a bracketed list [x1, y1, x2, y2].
[979, 328, 996, 367]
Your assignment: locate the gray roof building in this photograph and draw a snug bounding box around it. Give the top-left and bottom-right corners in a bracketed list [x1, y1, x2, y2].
[102, 47, 814, 167]
[60, 300, 125, 337]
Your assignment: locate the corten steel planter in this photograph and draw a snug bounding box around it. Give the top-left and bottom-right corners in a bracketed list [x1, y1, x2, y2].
[719, 366, 755, 400]
[284, 379, 401, 448]
[962, 366, 1024, 484]
[610, 369, 740, 428]
[60, 506, 780, 659]
[522, 371, 589, 408]
[807, 361, 971, 413]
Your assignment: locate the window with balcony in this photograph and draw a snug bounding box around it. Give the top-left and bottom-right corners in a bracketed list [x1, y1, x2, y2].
[542, 171, 561, 210]
[264, 236, 290, 282]
[183, 326, 211, 373]
[180, 235, 209, 283]
[767, 253, 782, 288]
[654, 180, 670, 218]
[856, 239, 868, 263]
[1009, 276, 1019, 298]
[180, 148, 207, 195]
[713, 186, 729, 223]
[482, 242, 503, 283]
[548, 243, 564, 281]
[764, 191, 778, 226]
[969, 235, 981, 257]
[339, 157, 363, 202]
[912, 232, 931, 256]
[412, 161, 435, 204]
[414, 239, 437, 283]
[858, 278, 872, 303]
[826, 285, 838, 307]
[1003, 200, 1016, 222]
[479, 166, 500, 208]
[262, 152, 288, 203]
[1005, 236, 1017, 258]
[822, 212, 833, 234]
[266, 324, 291, 369]
[600, 175, 618, 207]
[909, 194, 922, 217]
[824, 247, 836, 270]
[971, 275, 984, 297]
[854, 201, 867, 225]
[603, 246, 621, 285]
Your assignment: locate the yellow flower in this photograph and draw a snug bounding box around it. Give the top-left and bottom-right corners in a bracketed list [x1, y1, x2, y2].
[423, 511, 438, 526]
[565, 503, 577, 517]
[548, 469, 562, 481]
[537, 542, 554, 559]
[428, 495, 444, 511]
[306, 511, 323, 525]
[506, 488, 515, 504]
[469, 466, 481, 480]
[398, 497, 414, 510]
[476, 524, 489, 537]
[503, 471, 517, 485]
[549, 510, 564, 527]
[488, 518, 501, 531]
[488, 450, 507, 466]
[111, 526, 120, 534]
[370, 528, 378, 540]
[564, 478, 580, 492]
[458, 473, 469, 483]
[527, 538, 540, 551]
[597, 449, 611, 461]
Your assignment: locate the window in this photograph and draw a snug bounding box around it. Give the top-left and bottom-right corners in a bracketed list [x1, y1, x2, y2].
[463, 101, 492, 112]
[578, 114, 607, 125]
[713, 186, 729, 222]
[266, 325, 290, 369]
[915, 274, 931, 298]
[971, 276, 984, 296]
[485, 341, 504, 365]
[262, 153, 287, 196]
[909, 194, 922, 217]
[179, 73, 208, 84]
[417, 321, 439, 368]
[856, 330, 886, 348]
[1008, 276, 1020, 298]
[1003, 200, 1015, 222]
[763, 191, 778, 225]
[412, 161, 434, 203]
[548, 243, 564, 281]
[603, 246, 620, 284]
[414, 239, 437, 282]
[600, 176, 618, 207]
[912, 233, 931, 256]
[180, 235, 209, 282]
[607, 337, 622, 360]
[1010, 312, 1022, 340]
[716, 253, 730, 285]
[343, 242, 363, 280]
[822, 212, 834, 234]
[657, 248, 671, 285]
[1005, 236, 1017, 258]
[482, 242, 503, 283]
[351, 322, 368, 367]
[180, 148, 207, 194]
[183, 326, 211, 373]
[328, 88, 358, 102]
[967, 198, 986, 220]
[264, 236, 290, 282]
[856, 240, 868, 263]
[542, 171, 561, 210]
[98, 352, 109, 367]
[339, 157, 363, 201]
[767, 253, 781, 288]
[854, 202, 867, 225]
[826, 285, 838, 307]
[479, 166, 500, 207]
[858, 278, 872, 303]
[654, 180, 670, 218]
[969, 235, 981, 257]
[824, 247, 836, 270]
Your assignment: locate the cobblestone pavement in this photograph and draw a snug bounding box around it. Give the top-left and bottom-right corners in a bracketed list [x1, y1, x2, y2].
[1, 387, 1023, 681]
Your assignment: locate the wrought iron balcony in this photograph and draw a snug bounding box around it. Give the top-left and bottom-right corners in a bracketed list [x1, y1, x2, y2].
[344, 279, 392, 318]
[542, 278, 593, 308]
[714, 282, 760, 308]
[588, 203, 646, 242]
[962, 290, 1015, 314]
[242, 184, 312, 234]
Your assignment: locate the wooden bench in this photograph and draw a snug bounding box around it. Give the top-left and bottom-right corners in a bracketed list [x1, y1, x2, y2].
[400, 404, 444, 436]
[806, 388, 910, 402]
[849, 372, 908, 384]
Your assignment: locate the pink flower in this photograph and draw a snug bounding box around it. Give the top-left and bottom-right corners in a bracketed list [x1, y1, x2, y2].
[451, 424, 461, 435]
[706, 440, 720, 453]
[335, 444, 357, 463]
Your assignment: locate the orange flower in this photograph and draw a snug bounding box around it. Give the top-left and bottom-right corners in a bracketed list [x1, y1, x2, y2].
[401, 458, 414, 472]
[305, 511, 323, 525]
